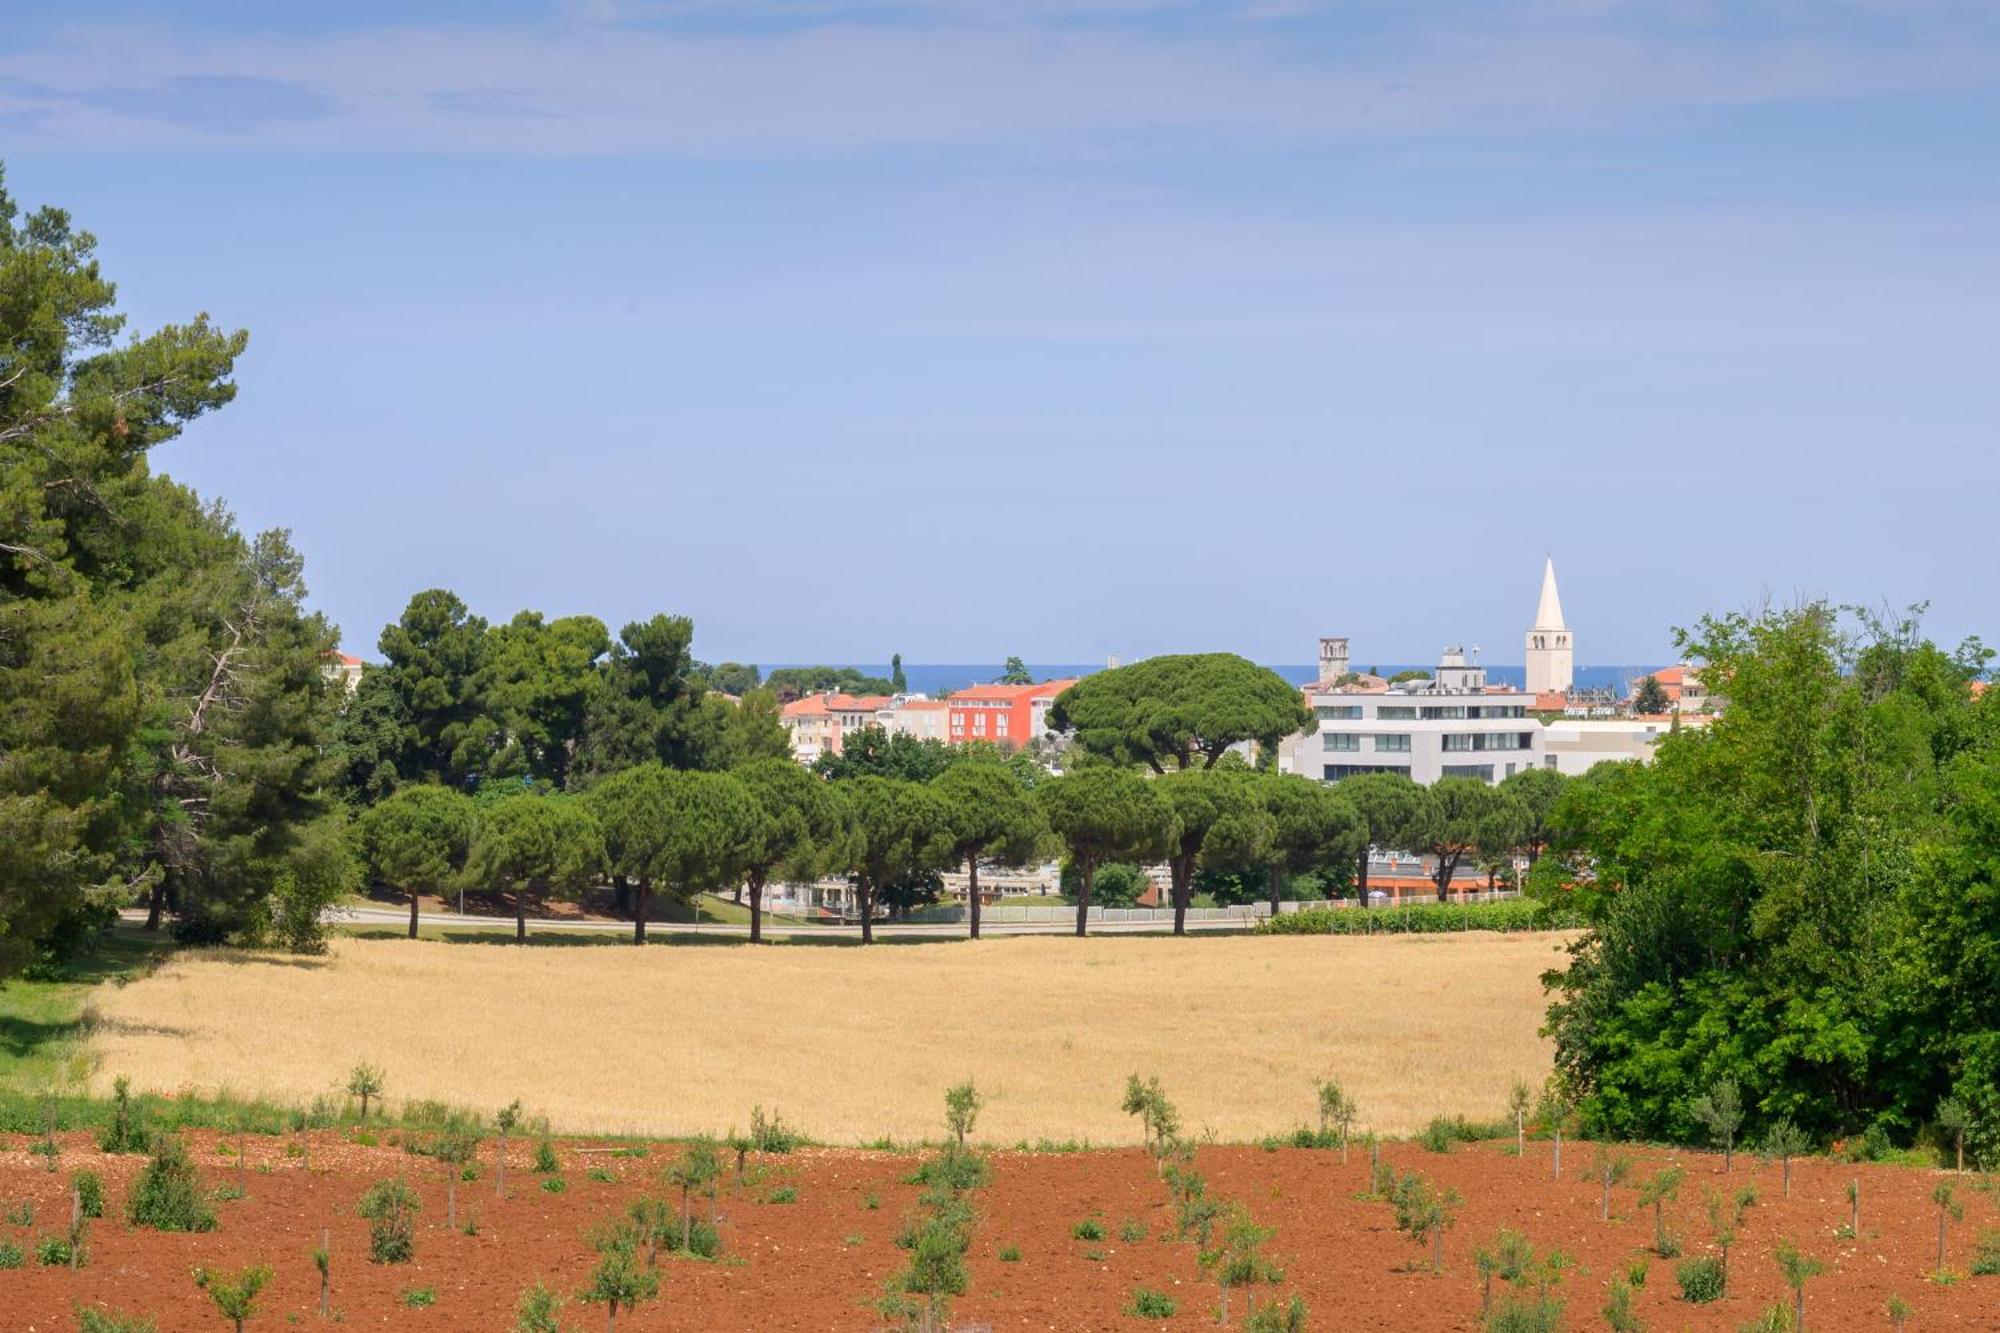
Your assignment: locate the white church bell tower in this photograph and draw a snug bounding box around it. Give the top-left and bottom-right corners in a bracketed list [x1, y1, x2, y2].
[1524, 557, 1573, 696]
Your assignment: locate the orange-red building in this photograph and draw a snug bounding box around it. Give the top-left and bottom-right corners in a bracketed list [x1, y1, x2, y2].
[945, 679, 1078, 749]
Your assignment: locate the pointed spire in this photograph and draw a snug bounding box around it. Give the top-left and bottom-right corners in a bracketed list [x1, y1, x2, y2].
[1533, 556, 1566, 630]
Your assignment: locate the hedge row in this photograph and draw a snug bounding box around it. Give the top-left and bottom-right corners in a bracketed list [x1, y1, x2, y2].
[1256, 898, 1583, 936]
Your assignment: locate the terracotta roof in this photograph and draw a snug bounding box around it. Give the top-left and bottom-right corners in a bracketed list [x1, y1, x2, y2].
[1533, 691, 1569, 711]
[895, 700, 949, 712]
[781, 695, 831, 718]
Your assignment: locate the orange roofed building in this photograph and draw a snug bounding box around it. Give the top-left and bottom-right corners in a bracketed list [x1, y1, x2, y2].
[781, 678, 1078, 765]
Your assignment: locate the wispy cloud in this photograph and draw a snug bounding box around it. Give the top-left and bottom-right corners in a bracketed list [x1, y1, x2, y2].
[2, 3, 1995, 155]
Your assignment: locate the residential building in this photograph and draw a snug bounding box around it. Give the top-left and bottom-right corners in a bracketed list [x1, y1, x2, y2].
[1539, 715, 1707, 775]
[1636, 664, 1711, 714]
[779, 692, 892, 764]
[1524, 556, 1574, 696]
[1300, 646, 1541, 785]
[945, 678, 1078, 750]
[882, 698, 951, 742]
[322, 651, 365, 694]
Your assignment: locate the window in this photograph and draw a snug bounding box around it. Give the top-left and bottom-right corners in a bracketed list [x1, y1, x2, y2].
[1442, 733, 1473, 752]
[1442, 764, 1495, 781]
[1316, 705, 1363, 720]
[1421, 706, 1467, 720]
[1323, 733, 1360, 752]
[1544, 755, 1559, 770]
[1325, 764, 1409, 782]
[1373, 734, 1411, 753]
[1376, 706, 1417, 720]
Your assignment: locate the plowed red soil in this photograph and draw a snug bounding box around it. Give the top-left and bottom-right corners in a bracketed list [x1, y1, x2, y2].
[3, 1132, 1996, 1330]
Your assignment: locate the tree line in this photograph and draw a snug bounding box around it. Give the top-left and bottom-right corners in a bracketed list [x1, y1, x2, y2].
[1532, 602, 2000, 1166]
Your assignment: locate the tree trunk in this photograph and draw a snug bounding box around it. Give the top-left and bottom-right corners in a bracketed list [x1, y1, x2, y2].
[612, 875, 631, 916]
[967, 858, 981, 940]
[1552, 1127, 1562, 1179]
[497, 1133, 507, 1198]
[1170, 854, 1191, 937]
[1355, 847, 1370, 909]
[408, 889, 420, 939]
[1937, 1209, 1946, 1268]
[860, 881, 874, 944]
[1434, 852, 1455, 903]
[144, 879, 166, 931]
[1267, 864, 1282, 917]
[1795, 1287, 1805, 1333]
[516, 892, 528, 944]
[1783, 1156, 1791, 1196]
[749, 873, 765, 945]
[633, 881, 650, 945]
[446, 1168, 457, 1231]
[319, 1229, 329, 1317]
[1850, 1180, 1859, 1235]
[1075, 860, 1094, 937]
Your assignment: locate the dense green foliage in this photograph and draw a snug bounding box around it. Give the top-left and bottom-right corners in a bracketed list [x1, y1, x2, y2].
[1538, 603, 2000, 1159]
[1048, 653, 1312, 773]
[1258, 899, 1581, 935]
[0, 167, 353, 965]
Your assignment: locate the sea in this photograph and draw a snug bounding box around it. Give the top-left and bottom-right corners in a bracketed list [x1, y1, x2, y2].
[768, 663, 1663, 698]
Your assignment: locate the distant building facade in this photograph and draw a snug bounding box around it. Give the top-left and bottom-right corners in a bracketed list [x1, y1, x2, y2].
[1523, 556, 1574, 696]
[1300, 647, 1540, 785]
[780, 677, 1078, 764]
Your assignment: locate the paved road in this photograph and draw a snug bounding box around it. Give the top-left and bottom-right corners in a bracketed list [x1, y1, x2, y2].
[322, 901, 1258, 940]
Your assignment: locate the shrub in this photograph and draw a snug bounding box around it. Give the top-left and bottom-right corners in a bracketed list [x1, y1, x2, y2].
[1484, 1291, 1563, 1333]
[1200, 1204, 1283, 1325]
[582, 1246, 660, 1327]
[1689, 1077, 1744, 1171]
[587, 1165, 614, 1183]
[194, 1262, 272, 1333]
[76, 1310, 156, 1333]
[1390, 1172, 1462, 1272]
[1761, 1118, 1812, 1197]
[767, 1185, 797, 1204]
[541, 1175, 567, 1194]
[346, 1063, 385, 1121]
[1071, 1217, 1105, 1241]
[998, 1244, 1021, 1262]
[533, 1138, 560, 1173]
[1119, 1217, 1147, 1243]
[358, 1178, 419, 1263]
[513, 1283, 565, 1333]
[96, 1077, 147, 1154]
[943, 1080, 982, 1152]
[1636, 1167, 1685, 1257]
[1933, 1180, 1964, 1271]
[1257, 899, 1581, 934]
[73, 1169, 104, 1219]
[1318, 1077, 1359, 1157]
[127, 1134, 216, 1233]
[4, 1199, 30, 1226]
[0, 1238, 21, 1268]
[36, 1233, 76, 1266]
[750, 1105, 800, 1153]
[909, 1152, 987, 1193]
[1971, 1229, 2000, 1276]
[1120, 1074, 1181, 1160]
[1738, 1304, 1793, 1333]
[1601, 1279, 1643, 1333]
[1125, 1286, 1177, 1318]
[1773, 1238, 1825, 1331]
[400, 1286, 437, 1308]
[1675, 1255, 1725, 1303]
[1245, 1296, 1309, 1333]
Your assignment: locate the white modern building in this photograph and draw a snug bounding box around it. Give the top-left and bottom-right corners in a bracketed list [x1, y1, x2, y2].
[1304, 647, 1541, 785]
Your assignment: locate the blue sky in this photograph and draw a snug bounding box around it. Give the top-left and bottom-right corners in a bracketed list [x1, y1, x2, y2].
[5, 1, 1996, 666]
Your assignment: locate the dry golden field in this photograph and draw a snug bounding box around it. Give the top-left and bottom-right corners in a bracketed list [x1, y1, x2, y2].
[84, 932, 1570, 1143]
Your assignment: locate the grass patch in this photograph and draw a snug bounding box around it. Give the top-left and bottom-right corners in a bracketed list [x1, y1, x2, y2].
[0, 926, 174, 1091]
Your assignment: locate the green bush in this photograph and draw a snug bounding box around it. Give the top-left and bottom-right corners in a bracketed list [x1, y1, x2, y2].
[1125, 1287, 1177, 1318]
[4, 1199, 30, 1226]
[73, 1170, 103, 1219]
[1258, 899, 1581, 936]
[766, 1185, 797, 1204]
[36, 1233, 77, 1266]
[358, 1179, 419, 1264]
[1484, 1292, 1564, 1333]
[541, 1176, 567, 1194]
[400, 1286, 437, 1308]
[532, 1139, 559, 1173]
[1071, 1218, 1105, 1241]
[750, 1105, 801, 1153]
[1245, 1295, 1309, 1333]
[96, 1077, 148, 1154]
[1119, 1217, 1147, 1243]
[1675, 1255, 1726, 1304]
[126, 1135, 216, 1233]
[998, 1244, 1021, 1262]
[909, 1152, 988, 1192]
[76, 1309, 156, 1333]
[1971, 1229, 2000, 1277]
[0, 1239, 21, 1268]
[512, 1283, 565, 1333]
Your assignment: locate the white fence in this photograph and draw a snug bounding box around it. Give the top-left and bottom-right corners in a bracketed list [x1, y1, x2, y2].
[898, 890, 1524, 927]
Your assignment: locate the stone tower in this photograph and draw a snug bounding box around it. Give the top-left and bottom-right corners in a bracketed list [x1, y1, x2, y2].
[1524, 557, 1573, 696]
